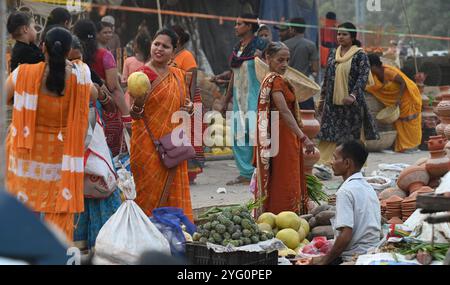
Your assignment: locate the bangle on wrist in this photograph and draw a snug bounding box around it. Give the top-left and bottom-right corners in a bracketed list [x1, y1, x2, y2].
[350, 94, 357, 100]
[99, 95, 110, 105]
[131, 104, 144, 114]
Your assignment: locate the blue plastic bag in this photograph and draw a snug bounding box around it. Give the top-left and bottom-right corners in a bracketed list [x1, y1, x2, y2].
[150, 208, 197, 258]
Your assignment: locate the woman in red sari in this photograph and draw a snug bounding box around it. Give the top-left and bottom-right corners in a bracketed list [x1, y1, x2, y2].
[255, 42, 315, 216]
[130, 29, 195, 220]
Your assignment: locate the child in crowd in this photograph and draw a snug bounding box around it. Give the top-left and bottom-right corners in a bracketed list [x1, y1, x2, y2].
[7, 12, 45, 72]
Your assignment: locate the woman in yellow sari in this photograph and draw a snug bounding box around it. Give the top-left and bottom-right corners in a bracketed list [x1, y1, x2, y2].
[130, 29, 195, 220]
[366, 54, 422, 152]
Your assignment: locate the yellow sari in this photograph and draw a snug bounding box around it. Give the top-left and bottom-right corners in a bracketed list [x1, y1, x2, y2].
[366, 65, 422, 152]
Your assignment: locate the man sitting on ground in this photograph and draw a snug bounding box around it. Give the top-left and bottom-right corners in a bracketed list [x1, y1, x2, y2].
[314, 141, 381, 265]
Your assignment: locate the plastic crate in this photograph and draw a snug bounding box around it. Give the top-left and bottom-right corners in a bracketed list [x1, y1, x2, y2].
[185, 243, 278, 265]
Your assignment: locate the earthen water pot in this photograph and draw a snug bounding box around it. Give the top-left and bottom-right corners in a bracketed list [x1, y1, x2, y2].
[397, 165, 430, 193]
[300, 110, 321, 139]
[303, 147, 320, 175]
[436, 117, 450, 137]
[436, 94, 450, 117]
[427, 135, 447, 151]
[426, 150, 450, 178]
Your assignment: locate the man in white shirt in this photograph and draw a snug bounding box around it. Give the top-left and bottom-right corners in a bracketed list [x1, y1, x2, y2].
[314, 141, 381, 265]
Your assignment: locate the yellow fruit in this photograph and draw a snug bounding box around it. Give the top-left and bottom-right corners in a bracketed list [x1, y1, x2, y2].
[257, 213, 277, 229]
[297, 227, 306, 242]
[278, 248, 297, 257]
[276, 229, 301, 250]
[127, 72, 151, 98]
[183, 231, 193, 242]
[276, 211, 301, 231]
[258, 223, 273, 233]
[300, 218, 310, 236]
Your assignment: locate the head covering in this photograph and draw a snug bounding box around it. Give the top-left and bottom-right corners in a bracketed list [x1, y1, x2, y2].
[274, 23, 289, 31]
[101, 15, 115, 26]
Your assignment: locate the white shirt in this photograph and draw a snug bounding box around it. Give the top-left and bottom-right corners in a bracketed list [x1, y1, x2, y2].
[331, 172, 381, 261]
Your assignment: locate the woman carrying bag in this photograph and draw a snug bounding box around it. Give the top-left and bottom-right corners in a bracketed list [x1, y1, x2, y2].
[130, 29, 195, 220]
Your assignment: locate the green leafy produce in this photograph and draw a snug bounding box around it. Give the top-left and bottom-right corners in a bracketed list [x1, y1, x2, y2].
[306, 175, 329, 205]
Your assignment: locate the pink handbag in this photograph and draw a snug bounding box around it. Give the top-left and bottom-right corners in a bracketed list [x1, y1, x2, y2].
[142, 76, 195, 170]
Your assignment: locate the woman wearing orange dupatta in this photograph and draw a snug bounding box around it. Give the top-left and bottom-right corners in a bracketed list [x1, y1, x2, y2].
[254, 43, 315, 216]
[366, 54, 422, 153]
[130, 29, 195, 220]
[5, 28, 96, 241]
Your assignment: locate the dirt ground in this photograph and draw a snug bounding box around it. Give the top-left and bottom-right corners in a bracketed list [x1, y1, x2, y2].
[190, 150, 427, 210]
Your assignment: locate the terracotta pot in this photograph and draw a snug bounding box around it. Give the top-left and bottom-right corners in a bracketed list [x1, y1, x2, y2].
[303, 147, 320, 175]
[427, 135, 447, 151]
[426, 150, 450, 178]
[300, 110, 321, 139]
[436, 94, 450, 117]
[435, 117, 450, 136]
[397, 165, 430, 193]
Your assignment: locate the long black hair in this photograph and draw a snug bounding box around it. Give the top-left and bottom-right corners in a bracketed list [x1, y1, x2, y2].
[135, 30, 151, 62]
[44, 27, 72, 96]
[240, 13, 259, 34]
[47, 7, 71, 27]
[73, 20, 98, 66]
[368, 53, 383, 67]
[171, 25, 190, 46]
[338, 22, 362, 47]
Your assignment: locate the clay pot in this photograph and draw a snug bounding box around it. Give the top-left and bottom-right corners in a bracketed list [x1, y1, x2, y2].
[397, 165, 430, 193]
[436, 94, 450, 117]
[427, 135, 447, 151]
[425, 150, 450, 178]
[388, 217, 404, 225]
[300, 110, 321, 139]
[435, 117, 450, 136]
[303, 147, 320, 175]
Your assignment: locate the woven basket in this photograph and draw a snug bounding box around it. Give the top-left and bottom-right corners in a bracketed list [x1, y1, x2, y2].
[377, 106, 400, 124]
[255, 57, 321, 102]
[366, 131, 398, 152]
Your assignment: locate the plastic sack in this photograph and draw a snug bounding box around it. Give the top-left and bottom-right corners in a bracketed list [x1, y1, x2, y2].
[93, 171, 171, 265]
[84, 111, 118, 199]
[150, 208, 197, 258]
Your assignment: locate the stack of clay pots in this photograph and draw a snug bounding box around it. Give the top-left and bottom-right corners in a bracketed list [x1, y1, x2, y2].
[301, 110, 321, 175]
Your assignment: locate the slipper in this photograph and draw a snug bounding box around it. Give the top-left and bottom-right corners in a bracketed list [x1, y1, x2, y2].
[226, 176, 251, 186]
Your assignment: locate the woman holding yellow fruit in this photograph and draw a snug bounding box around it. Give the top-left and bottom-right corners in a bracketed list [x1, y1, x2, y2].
[128, 29, 195, 220]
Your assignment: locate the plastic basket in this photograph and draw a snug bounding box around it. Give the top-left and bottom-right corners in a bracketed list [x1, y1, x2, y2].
[185, 243, 278, 265]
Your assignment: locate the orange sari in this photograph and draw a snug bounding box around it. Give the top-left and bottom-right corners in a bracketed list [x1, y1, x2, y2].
[255, 73, 308, 216]
[131, 67, 193, 220]
[5, 61, 91, 241]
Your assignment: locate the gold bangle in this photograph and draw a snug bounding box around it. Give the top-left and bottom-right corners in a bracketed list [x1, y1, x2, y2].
[131, 104, 144, 115]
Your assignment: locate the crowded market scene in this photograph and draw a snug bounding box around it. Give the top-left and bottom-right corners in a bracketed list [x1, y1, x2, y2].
[0, 0, 449, 267]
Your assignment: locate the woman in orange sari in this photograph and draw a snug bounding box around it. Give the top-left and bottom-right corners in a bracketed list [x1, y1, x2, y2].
[130, 29, 195, 220]
[255, 42, 315, 216]
[366, 54, 422, 153]
[5, 27, 96, 241]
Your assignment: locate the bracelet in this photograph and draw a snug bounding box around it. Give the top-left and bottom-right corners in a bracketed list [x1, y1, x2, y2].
[349, 94, 357, 101]
[121, 115, 132, 124]
[131, 104, 144, 114]
[99, 95, 110, 105]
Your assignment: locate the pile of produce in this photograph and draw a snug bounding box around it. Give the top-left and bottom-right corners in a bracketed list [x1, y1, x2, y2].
[193, 202, 271, 247]
[256, 211, 310, 257]
[204, 113, 233, 156]
[380, 242, 450, 265]
[304, 205, 336, 241]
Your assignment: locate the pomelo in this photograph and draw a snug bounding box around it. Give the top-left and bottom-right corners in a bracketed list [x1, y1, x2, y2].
[276, 229, 301, 250]
[128, 71, 151, 98]
[257, 213, 277, 229]
[276, 211, 301, 231]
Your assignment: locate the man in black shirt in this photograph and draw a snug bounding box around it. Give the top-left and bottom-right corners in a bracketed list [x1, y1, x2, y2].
[7, 12, 45, 72]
